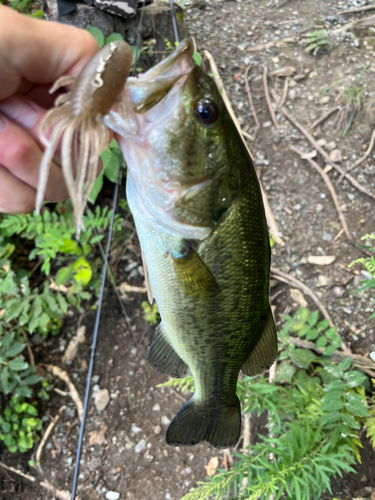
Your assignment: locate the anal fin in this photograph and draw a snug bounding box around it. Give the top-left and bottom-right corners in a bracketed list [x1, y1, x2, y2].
[147, 324, 189, 378]
[241, 307, 278, 376]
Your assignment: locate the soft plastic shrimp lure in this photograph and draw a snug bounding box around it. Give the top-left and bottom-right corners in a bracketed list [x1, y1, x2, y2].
[36, 41, 133, 233]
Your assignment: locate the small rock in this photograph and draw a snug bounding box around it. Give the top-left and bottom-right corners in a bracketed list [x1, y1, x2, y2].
[92, 375, 100, 384]
[353, 487, 373, 497]
[316, 138, 327, 148]
[154, 425, 162, 435]
[347, 193, 355, 201]
[370, 352, 375, 362]
[106, 492, 120, 500]
[319, 96, 330, 104]
[293, 204, 302, 211]
[290, 288, 308, 308]
[289, 78, 297, 88]
[288, 88, 297, 100]
[165, 494, 172, 500]
[325, 141, 336, 151]
[131, 423, 142, 434]
[307, 255, 336, 266]
[130, 347, 137, 356]
[316, 203, 324, 213]
[320, 193, 327, 199]
[125, 441, 134, 450]
[161, 415, 171, 425]
[317, 275, 331, 287]
[263, 121, 272, 127]
[135, 439, 147, 454]
[322, 232, 332, 242]
[329, 149, 342, 162]
[94, 389, 110, 412]
[152, 403, 161, 412]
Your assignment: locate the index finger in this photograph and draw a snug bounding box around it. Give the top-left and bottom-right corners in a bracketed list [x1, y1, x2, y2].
[0, 6, 99, 101]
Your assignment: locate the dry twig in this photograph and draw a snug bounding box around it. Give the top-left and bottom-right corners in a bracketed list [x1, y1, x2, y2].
[21, 328, 35, 367]
[276, 77, 289, 110]
[262, 66, 278, 129]
[281, 106, 375, 200]
[35, 405, 66, 466]
[0, 461, 72, 500]
[244, 65, 259, 141]
[338, 4, 375, 14]
[332, 14, 375, 33]
[247, 37, 296, 52]
[242, 413, 251, 451]
[345, 127, 375, 174]
[310, 107, 340, 129]
[271, 267, 350, 352]
[290, 146, 352, 241]
[289, 337, 375, 378]
[45, 364, 83, 421]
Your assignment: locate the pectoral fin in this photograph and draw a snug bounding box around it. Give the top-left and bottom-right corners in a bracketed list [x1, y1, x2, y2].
[241, 307, 278, 376]
[147, 323, 189, 378]
[171, 243, 219, 299]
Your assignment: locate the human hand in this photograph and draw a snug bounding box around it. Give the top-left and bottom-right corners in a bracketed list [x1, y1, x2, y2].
[0, 6, 98, 213]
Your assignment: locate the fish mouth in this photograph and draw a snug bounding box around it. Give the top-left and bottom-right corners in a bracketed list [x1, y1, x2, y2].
[126, 39, 194, 113]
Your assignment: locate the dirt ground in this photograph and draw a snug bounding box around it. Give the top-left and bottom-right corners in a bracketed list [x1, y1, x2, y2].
[1, 0, 375, 499]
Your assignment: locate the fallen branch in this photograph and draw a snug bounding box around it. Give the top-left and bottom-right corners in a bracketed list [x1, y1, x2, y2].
[290, 145, 352, 241]
[242, 412, 251, 451]
[276, 76, 289, 110]
[332, 14, 375, 33]
[271, 267, 350, 352]
[310, 106, 340, 129]
[262, 65, 278, 129]
[45, 365, 83, 422]
[289, 337, 375, 378]
[247, 37, 296, 52]
[244, 65, 260, 141]
[344, 127, 375, 174]
[21, 328, 35, 367]
[338, 4, 375, 14]
[0, 461, 72, 500]
[204, 50, 284, 246]
[281, 106, 375, 200]
[271, 267, 333, 324]
[35, 406, 66, 465]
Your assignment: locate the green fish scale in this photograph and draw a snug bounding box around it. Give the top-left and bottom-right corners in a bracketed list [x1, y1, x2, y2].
[129, 165, 270, 408]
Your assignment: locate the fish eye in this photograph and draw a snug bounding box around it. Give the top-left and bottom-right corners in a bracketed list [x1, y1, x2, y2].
[194, 99, 218, 125]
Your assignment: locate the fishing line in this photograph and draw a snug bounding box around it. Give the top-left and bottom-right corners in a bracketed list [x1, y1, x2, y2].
[70, 168, 120, 500]
[70, 3, 179, 497]
[169, 0, 180, 44]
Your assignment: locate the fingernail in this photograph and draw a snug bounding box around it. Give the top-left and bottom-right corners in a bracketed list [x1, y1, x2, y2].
[0, 114, 6, 133]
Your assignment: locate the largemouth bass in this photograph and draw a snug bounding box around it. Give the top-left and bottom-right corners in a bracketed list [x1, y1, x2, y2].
[105, 40, 278, 448]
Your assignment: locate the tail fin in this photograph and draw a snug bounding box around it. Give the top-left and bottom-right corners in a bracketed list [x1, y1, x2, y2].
[166, 397, 241, 449]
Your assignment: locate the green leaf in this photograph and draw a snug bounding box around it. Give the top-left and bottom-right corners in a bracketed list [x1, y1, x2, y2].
[38, 312, 51, 330]
[86, 26, 105, 49]
[58, 239, 81, 255]
[88, 171, 104, 204]
[290, 348, 317, 369]
[325, 327, 338, 338]
[316, 337, 327, 348]
[193, 51, 202, 66]
[344, 370, 367, 388]
[338, 357, 351, 371]
[22, 374, 42, 385]
[323, 345, 336, 356]
[55, 266, 74, 285]
[5, 301, 24, 322]
[56, 294, 68, 314]
[73, 256, 92, 285]
[5, 342, 26, 359]
[105, 32, 124, 44]
[8, 357, 28, 371]
[101, 144, 121, 182]
[275, 362, 296, 383]
[307, 310, 319, 326]
[345, 393, 370, 417]
[321, 398, 343, 412]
